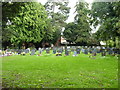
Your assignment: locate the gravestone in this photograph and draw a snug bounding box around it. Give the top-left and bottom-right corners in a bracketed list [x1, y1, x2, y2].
[65, 49, 69, 56]
[38, 47, 42, 56]
[73, 50, 77, 56]
[108, 48, 113, 55]
[18, 49, 22, 54]
[25, 48, 30, 53]
[76, 47, 81, 54]
[31, 49, 36, 55]
[71, 46, 75, 52]
[38, 48, 42, 54]
[46, 48, 50, 54]
[68, 47, 71, 54]
[84, 48, 88, 54]
[81, 48, 85, 53]
[89, 47, 92, 54]
[89, 47, 97, 59]
[53, 47, 57, 54]
[24, 49, 28, 53]
[101, 47, 106, 56]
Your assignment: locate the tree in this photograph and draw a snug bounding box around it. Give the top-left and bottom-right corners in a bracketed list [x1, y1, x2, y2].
[44, 2, 70, 45]
[2, 2, 48, 48]
[2, 2, 25, 43]
[63, 22, 78, 44]
[91, 2, 120, 47]
[63, 2, 91, 45]
[75, 2, 91, 44]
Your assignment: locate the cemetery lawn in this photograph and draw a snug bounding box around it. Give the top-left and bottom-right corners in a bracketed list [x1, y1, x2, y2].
[2, 53, 118, 88]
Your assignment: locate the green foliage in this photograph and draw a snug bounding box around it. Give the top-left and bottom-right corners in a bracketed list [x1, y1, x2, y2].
[63, 2, 91, 44]
[91, 2, 120, 47]
[63, 22, 78, 43]
[2, 2, 48, 46]
[2, 2, 25, 43]
[75, 2, 91, 43]
[9, 2, 47, 44]
[44, 2, 70, 44]
[42, 18, 55, 43]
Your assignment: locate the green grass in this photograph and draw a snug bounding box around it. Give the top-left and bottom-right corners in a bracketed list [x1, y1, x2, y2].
[1, 51, 118, 88]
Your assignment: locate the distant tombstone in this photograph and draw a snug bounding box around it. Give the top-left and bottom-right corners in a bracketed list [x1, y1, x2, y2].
[65, 49, 69, 56]
[101, 47, 106, 56]
[46, 48, 50, 54]
[81, 48, 85, 53]
[73, 50, 77, 56]
[71, 46, 74, 52]
[24, 49, 27, 53]
[114, 48, 118, 55]
[92, 48, 97, 56]
[38, 48, 42, 56]
[108, 48, 112, 55]
[68, 47, 71, 53]
[84, 48, 88, 54]
[25, 48, 30, 53]
[53, 47, 57, 54]
[57, 48, 61, 53]
[38, 48, 42, 54]
[88, 47, 92, 53]
[59, 47, 63, 53]
[76, 48, 81, 54]
[18, 49, 22, 54]
[31, 49, 36, 55]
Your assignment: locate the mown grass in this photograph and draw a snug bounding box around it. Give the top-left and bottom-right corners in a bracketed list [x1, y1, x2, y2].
[1, 51, 118, 88]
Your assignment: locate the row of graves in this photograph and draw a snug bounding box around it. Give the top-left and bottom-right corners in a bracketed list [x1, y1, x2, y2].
[40, 46, 120, 57]
[0, 46, 119, 57]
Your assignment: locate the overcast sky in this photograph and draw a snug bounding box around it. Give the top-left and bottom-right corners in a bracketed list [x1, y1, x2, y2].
[38, 0, 93, 23]
[38, 0, 78, 23]
[37, 0, 99, 33]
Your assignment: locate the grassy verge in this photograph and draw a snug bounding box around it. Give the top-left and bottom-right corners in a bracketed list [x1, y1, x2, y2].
[2, 52, 118, 88]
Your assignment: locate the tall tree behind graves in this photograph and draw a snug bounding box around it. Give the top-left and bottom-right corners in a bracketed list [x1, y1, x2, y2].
[2, 2, 25, 48]
[63, 22, 78, 44]
[2, 2, 48, 48]
[64, 2, 91, 45]
[44, 2, 70, 45]
[91, 2, 120, 47]
[75, 2, 91, 44]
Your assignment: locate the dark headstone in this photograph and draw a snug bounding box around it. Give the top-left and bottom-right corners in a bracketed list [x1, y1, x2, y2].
[76, 48, 81, 54]
[101, 47, 106, 56]
[65, 49, 69, 56]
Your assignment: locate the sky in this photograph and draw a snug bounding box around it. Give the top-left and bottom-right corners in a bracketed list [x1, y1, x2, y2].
[37, 0, 77, 23]
[37, 0, 98, 33]
[37, 0, 93, 23]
